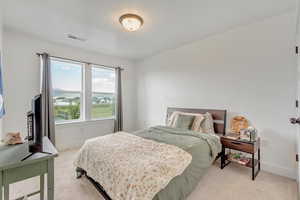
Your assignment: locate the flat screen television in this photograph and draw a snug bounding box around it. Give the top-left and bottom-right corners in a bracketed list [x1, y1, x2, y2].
[27, 94, 43, 153]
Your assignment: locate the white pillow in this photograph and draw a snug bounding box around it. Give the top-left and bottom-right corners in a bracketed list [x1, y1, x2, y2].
[167, 111, 180, 127]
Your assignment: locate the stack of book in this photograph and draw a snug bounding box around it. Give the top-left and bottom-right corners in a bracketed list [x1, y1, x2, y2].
[228, 152, 250, 166]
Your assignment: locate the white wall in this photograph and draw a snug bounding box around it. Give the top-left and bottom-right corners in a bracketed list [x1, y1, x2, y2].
[136, 12, 297, 179]
[0, 0, 4, 138]
[2, 28, 137, 150]
[0, 4, 2, 49]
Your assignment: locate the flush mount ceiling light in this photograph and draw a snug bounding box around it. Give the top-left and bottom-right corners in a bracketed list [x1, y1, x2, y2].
[119, 14, 144, 32]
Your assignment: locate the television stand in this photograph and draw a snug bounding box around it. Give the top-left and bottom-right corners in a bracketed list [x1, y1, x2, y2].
[21, 151, 52, 161]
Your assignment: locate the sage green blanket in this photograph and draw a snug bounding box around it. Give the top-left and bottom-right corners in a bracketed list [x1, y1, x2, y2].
[133, 126, 222, 200]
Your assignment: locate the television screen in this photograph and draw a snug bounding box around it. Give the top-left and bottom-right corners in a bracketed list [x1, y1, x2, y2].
[27, 94, 43, 153]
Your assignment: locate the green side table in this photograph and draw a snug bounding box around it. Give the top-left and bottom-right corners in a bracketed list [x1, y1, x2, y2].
[0, 137, 58, 200]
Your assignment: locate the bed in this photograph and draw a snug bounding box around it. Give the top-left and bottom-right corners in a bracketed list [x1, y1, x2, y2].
[75, 107, 227, 200]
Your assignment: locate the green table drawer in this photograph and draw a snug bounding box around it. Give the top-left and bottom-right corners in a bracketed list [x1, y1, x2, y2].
[3, 161, 48, 184]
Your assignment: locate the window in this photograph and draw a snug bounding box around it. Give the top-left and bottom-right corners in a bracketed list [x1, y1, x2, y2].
[51, 59, 83, 122]
[51, 58, 116, 123]
[91, 66, 115, 119]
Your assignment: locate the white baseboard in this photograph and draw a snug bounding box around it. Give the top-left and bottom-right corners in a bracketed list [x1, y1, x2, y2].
[261, 161, 296, 180]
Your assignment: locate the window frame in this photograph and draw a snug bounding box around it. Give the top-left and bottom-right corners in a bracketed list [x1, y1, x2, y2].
[90, 64, 116, 120]
[50, 57, 84, 124]
[50, 57, 116, 124]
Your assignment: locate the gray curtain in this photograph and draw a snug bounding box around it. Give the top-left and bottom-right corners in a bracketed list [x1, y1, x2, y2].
[40, 53, 56, 145]
[114, 67, 123, 132]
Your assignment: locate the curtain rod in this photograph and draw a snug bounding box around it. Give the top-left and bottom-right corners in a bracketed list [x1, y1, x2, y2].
[36, 53, 124, 70]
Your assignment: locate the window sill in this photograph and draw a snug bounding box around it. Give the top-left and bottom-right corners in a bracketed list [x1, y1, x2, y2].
[55, 117, 115, 126]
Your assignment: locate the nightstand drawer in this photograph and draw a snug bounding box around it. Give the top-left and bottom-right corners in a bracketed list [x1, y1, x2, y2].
[221, 139, 254, 153]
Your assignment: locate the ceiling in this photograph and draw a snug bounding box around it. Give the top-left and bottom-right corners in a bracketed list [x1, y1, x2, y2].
[3, 0, 295, 60]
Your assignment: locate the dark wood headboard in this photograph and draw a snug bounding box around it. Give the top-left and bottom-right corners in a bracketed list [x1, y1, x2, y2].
[166, 107, 227, 135]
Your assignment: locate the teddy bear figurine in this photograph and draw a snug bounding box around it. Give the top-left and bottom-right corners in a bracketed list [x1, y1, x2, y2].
[3, 132, 23, 145]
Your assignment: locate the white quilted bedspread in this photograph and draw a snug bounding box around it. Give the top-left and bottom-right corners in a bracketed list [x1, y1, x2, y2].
[74, 132, 192, 200]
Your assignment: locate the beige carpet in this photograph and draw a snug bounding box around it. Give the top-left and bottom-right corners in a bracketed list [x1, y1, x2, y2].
[10, 149, 298, 200]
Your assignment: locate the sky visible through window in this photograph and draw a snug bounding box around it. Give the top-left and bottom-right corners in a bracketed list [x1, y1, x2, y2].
[92, 66, 115, 93]
[51, 60, 115, 93]
[51, 59, 82, 91]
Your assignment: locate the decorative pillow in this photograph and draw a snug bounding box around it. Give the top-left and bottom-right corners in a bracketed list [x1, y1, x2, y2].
[168, 111, 204, 128]
[175, 114, 195, 130]
[200, 112, 215, 134]
[191, 115, 205, 131]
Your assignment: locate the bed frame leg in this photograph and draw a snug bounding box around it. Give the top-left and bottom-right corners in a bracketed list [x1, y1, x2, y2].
[76, 167, 85, 179]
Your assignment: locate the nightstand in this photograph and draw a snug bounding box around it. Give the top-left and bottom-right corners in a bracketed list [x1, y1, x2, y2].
[220, 136, 261, 180]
